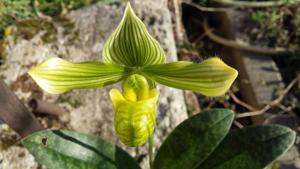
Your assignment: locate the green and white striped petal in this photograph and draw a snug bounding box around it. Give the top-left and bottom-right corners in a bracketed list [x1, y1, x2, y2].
[141, 57, 238, 96]
[29, 57, 130, 94]
[103, 3, 165, 67]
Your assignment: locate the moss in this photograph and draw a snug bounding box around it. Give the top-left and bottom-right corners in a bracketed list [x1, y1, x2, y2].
[0, 0, 35, 40]
[0, 126, 19, 151]
[9, 16, 79, 46]
[15, 18, 57, 42]
[54, 16, 80, 45]
[0, 0, 116, 41]
[250, 7, 300, 48]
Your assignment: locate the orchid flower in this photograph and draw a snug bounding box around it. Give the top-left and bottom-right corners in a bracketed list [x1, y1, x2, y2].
[29, 3, 238, 147]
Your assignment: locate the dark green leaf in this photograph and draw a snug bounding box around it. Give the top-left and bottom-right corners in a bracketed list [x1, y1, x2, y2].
[153, 109, 234, 169]
[22, 129, 141, 169]
[198, 125, 296, 169]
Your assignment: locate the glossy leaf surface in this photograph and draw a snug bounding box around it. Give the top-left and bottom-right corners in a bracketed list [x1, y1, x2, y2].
[198, 125, 296, 169]
[22, 129, 141, 169]
[154, 108, 295, 169]
[153, 109, 234, 169]
[142, 58, 238, 96]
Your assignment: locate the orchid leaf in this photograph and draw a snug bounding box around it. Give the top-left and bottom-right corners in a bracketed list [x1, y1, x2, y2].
[198, 125, 296, 169]
[153, 109, 295, 169]
[29, 57, 130, 94]
[103, 3, 165, 67]
[142, 58, 238, 96]
[153, 109, 234, 169]
[22, 129, 141, 169]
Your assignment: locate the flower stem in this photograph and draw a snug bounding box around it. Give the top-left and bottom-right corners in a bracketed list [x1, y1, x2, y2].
[148, 136, 154, 169]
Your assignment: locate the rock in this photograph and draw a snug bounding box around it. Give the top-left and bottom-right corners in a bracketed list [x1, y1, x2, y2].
[278, 143, 300, 169]
[0, 1, 187, 168]
[0, 124, 39, 169]
[184, 91, 201, 116]
[0, 146, 39, 169]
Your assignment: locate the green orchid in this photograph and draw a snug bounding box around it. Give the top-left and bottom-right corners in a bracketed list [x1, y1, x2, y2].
[28, 3, 238, 147]
[110, 74, 158, 146]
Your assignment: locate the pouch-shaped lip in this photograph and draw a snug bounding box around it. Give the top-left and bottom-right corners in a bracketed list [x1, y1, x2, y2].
[109, 88, 158, 108]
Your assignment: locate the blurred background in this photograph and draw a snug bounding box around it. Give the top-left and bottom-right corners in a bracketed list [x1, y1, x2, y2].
[0, 0, 299, 168]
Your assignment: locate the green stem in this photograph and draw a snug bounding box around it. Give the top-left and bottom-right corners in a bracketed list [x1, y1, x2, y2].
[148, 136, 154, 169]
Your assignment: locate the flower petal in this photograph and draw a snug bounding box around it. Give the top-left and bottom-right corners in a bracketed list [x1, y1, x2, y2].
[29, 57, 130, 94]
[141, 57, 238, 96]
[103, 3, 165, 67]
[109, 88, 159, 147]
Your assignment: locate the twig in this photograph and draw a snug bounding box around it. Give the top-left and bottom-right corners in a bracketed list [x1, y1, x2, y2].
[202, 20, 295, 55]
[275, 104, 292, 113]
[184, 2, 229, 13]
[228, 90, 256, 111]
[185, 3, 300, 55]
[236, 78, 297, 119]
[28, 98, 66, 116]
[192, 26, 214, 45]
[212, 0, 300, 8]
[173, 0, 185, 42]
[234, 120, 244, 128]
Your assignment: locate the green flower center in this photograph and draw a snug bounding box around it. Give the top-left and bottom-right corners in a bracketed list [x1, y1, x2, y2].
[122, 74, 150, 101]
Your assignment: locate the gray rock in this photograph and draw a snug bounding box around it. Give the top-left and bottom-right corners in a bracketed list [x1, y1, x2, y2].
[0, 124, 39, 169]
[0, 1, 187, 168]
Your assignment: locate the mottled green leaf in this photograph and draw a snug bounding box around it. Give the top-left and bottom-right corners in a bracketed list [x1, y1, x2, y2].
[22, 129, 141, 169]
[198, 125, 296, 169]
[154, 109, 295, 169]
[103, 3, 165, 67]
[142, 57, 238, 96]
[153, 109, 234, 169]
[29, 57, 130, 94]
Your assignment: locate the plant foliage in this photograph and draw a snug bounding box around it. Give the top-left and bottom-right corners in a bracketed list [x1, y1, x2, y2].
[23, 109, 295, 169]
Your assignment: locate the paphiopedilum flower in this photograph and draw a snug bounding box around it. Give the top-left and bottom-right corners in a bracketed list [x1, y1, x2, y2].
[110, 74, 158, 146]
[28, 3, 238, 147]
